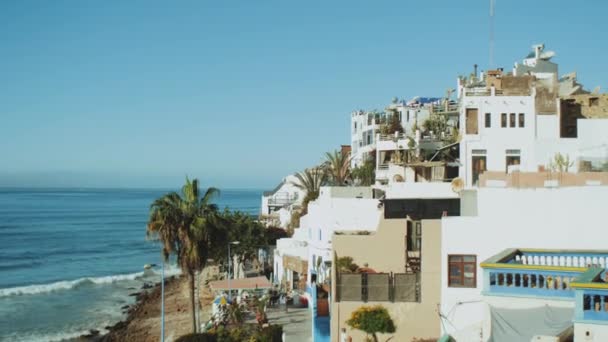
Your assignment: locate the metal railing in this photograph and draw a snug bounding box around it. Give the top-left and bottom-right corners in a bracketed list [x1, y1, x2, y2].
[378, 133, 407, 141]
[336, 272, 420, 302]
[431, 103, 459, 114]
[268, 196, 298, 206]
[482, 249, 608, 299]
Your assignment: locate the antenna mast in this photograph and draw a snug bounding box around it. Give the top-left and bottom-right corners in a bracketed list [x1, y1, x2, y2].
[489, 0, 495, 67]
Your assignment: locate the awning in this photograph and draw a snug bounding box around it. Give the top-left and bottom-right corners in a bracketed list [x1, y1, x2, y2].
[208, 276, 272, 291]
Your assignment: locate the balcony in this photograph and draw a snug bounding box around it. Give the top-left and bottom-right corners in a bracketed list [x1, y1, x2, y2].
[481, 248, 608, 299]
[376, 164, 389, 180]
[430, 103, 459, 115]
[378, 132, 407, 142]
[268, 192, 298, 207]
[571, 267, 608, 323]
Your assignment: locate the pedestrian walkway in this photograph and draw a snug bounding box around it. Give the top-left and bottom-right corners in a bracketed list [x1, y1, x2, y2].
[266, 306, 312, 342]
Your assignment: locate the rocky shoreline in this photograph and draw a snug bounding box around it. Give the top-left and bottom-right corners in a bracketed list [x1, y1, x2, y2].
[74, 275, 193, 342]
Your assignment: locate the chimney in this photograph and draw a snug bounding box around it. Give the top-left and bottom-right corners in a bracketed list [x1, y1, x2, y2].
[474, 64, 478, 77]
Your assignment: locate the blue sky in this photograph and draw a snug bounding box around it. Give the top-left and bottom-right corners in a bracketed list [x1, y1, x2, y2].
[1, 0, 607, 189]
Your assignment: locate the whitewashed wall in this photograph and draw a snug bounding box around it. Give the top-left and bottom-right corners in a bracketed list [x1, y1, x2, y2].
[535, 114, 560, 140]
[459, 93, 537, 186]
[385, 182, 458, 199]
[301, 189, 381, 285]
[351, 111, 378, 168]
[440, 186, 608, 340]
[575, 322, 608, 342]
[459, 90, 608, 186]
[273, 227, 309, 283]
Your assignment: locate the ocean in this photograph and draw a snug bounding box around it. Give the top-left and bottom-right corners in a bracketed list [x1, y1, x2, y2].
[0, 188, 261, 342]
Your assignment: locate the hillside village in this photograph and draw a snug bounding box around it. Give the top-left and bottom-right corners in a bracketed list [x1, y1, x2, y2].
[261, 44, 608, 342]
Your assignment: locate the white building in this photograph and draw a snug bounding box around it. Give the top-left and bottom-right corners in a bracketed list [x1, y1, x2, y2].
[439, 186, 608, 341]
[350, 97, 443, 169]
[301, 187, 381, 286]
[273, 227, 309, 289]
[458, 44, 608, 187]
[261, 174, 305, 228]
[271, 186, 381, 290]
[351, 110, 380, 168]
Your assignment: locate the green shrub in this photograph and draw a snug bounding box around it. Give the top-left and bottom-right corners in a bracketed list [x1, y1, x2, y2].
[346, 305, 396, 342]
[250, 324, 283, 342]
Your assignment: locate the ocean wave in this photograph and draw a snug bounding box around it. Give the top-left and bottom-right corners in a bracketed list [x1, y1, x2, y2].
[0, 265, 182, 297]
[2, 323, 113, 342]
[0, 272, 144, 297]
[4, 329, 93, 342]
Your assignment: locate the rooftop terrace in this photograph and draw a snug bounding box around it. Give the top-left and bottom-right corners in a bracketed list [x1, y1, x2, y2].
[481, 248, 608, 324]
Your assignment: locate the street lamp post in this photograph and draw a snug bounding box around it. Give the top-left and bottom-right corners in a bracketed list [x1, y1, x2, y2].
[160, 258, 165, 342]
[227, 241, 240, 302]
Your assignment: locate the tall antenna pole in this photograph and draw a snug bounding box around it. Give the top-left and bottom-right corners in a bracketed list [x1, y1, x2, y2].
[489, 0, 495, 67]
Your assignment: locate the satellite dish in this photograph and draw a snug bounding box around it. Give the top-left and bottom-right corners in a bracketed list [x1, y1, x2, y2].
[539, 50, 555, 60]
[451, 178, 464, 194]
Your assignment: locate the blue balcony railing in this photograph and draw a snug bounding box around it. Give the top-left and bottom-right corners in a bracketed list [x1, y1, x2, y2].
[481, 249, 608, 299]
[579, 289, 608, 322]
[485, 268, 579, 298]
[483, 249, 608, 325]
[571, 267, 608, 324]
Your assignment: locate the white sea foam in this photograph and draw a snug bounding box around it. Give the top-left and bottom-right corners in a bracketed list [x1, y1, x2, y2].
[0, 272, 144, 297]
[0, 264, 182, 297]
[4, 323, 113, 342]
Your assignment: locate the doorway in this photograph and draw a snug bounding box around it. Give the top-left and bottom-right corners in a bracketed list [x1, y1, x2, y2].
[472, 156, 487, 185]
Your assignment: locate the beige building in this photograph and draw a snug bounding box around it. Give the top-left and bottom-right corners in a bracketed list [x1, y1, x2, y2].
[330, 217, 443, 342]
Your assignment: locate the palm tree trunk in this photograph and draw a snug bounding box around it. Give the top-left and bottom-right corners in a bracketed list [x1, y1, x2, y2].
[189, 271, 197, 333]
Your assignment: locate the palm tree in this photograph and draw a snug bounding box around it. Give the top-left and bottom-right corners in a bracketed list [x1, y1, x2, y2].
[352, 158, 375, 186]
[147, 178, 220, 333]
[324, 150, 351, 186]
[291, 167, 327, 215]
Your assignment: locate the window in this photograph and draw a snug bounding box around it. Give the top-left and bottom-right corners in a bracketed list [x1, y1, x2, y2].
[501, 113, 507, 127]
[465, 108, 479, 134]
[506, 150, 521, 173]
[407, 221, 422, 251]
[318, 229, 322, 241]
[485, 113, 491, 128]
[448, 255, 477, 288]
[518, 113, 525, 127]
[590, 97, 599, 107]
[353, 122, 357, 131]
[509, 113, 516, 127]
